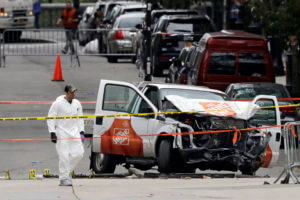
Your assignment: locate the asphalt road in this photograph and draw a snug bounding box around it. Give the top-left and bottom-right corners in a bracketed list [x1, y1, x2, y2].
[0, 35, 288, 180]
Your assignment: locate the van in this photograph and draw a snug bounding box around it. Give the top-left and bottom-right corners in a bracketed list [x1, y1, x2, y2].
[187, 30, 275, 91]
[0, 0, 34, 41]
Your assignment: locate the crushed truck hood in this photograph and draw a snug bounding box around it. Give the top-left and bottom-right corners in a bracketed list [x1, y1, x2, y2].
[165, 95, 260, 120]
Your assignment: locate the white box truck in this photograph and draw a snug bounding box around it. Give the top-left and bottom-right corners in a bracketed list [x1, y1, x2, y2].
[0, 0, 34, 41]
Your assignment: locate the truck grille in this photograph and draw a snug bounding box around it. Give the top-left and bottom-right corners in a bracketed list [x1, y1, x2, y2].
[13, 10, 27, 17]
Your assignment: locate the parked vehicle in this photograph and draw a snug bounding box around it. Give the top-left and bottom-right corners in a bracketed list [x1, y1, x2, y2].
[150, 9, 199, 30]
[187, 30, 276, 91]
[151, 15, 216, 76]
[0, 0, 34, 42]
[225, 82, 300, 125]
[106, 13, 145, 63]
[135, 9, 199, 70]
[78, 6, 94, 46]
[90, 79, 281, 175]
[79, 1, 140, 46]
[109, 4, 146, 25]
[167, 44, 198, 84]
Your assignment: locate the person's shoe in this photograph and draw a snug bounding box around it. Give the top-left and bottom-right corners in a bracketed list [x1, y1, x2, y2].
[61, 49, 67, 54]
[59, 179, 72, 186]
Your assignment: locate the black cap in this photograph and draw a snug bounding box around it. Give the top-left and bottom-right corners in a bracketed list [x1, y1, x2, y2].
[64, 84, 77, 93]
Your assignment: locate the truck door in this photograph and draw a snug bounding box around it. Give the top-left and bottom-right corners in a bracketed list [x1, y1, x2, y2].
[249, 95, 281, 167]
[92, 80, 157, 157]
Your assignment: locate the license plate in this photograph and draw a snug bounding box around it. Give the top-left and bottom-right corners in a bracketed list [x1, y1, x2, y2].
[18, 18, 25, 22]
[124, 43, 132, 48]
[185, 42, 192, 47]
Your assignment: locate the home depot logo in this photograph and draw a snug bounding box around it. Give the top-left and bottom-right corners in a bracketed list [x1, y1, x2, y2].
[113, 128, 130, 145]
[199, 102, 236, 117]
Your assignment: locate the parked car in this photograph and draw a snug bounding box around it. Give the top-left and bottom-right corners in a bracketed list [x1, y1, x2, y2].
[187, 30, 276, 91]
[225, 82, 300, 125]
[151, 15, 216, 76]
[135, 9, 199, 70]
[109, 4, 147, 25]
[79, 1, 140, 46]
[90, 79, 281, 175]
[150, 9, 199, 30]
[106, 13, 145, 63]
[167, 43, 198, 84]
[78, 6, 94, 46]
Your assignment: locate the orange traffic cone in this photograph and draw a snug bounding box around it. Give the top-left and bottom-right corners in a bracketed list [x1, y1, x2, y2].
[52, 55, 64, 81]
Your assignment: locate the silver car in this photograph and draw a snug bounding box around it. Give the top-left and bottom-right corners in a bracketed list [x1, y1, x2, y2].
[106, 13, 145, 63]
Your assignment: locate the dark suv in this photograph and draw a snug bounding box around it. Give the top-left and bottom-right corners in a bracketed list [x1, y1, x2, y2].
[151, 15, 216, 76]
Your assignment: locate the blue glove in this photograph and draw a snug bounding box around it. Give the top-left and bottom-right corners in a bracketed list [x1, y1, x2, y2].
[80, 131, 85, 143]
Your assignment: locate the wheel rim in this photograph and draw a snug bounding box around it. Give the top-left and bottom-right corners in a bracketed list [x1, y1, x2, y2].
[95, 153, 105, 170]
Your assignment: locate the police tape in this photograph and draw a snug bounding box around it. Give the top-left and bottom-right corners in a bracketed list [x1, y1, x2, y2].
[0, 123, 298, 144]
[0, 103, 299, 121]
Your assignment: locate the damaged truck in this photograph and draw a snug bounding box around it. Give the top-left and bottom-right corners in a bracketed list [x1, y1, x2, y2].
[90, 80, 281, 175]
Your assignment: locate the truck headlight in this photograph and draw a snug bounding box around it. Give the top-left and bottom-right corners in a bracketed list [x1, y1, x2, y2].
[28, 11, 33, 16]
[0, 12, 8, 17]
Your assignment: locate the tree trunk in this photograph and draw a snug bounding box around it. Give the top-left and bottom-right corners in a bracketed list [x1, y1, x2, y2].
[291, 45, 300, 97]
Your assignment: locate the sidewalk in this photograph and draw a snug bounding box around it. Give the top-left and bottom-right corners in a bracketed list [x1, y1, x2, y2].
[1, 178, 299, 200]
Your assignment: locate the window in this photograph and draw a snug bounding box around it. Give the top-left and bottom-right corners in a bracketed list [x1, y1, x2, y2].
[118, 17, 144, 28]
[144, 87, 159, 108]
[233, 86, 288, 99]
[131, 96, 153, 114]
[103, 84, 137, 112]
[249, 99, 277, 126]
[160, 88, 229, 101]
[238, 53, 266, 76]
[208, 52, 236, 75]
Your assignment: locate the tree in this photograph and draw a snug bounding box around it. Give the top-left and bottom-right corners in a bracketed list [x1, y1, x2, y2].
[247, 0, 300, 95]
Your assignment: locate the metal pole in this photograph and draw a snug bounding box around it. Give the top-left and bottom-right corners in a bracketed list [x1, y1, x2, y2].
[223, 0, 227, 30]
[143, 0, 152, 81]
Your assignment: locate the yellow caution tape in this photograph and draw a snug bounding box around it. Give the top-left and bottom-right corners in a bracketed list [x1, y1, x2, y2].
[0, 104, 299, 121]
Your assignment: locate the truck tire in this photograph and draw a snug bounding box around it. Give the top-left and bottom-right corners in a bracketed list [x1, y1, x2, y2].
[157, 139, 173, 173]
[90, 152, 116, 174]
[4, 31, 22, 42]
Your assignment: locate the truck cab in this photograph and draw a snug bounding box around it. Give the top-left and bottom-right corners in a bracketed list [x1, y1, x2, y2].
[0, 0, 34, 41]
[90, 80, 282, 175]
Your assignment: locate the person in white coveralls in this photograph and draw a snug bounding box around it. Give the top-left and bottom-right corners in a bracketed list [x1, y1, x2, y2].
[47, 84, 85, 186]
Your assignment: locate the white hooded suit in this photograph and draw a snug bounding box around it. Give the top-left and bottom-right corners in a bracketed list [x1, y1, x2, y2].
[47, 95, 84, 180]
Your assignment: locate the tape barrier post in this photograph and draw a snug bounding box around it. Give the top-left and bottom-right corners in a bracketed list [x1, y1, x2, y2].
[29, 169, 36, 180]
[5, 170, 11, 180]
[89, 169, 95, 179]
[72, 170, 75, 178]
[43, 169, 50, 176]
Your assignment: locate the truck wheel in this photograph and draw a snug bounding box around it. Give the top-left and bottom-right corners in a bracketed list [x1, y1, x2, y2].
[107, 45, 117, 63]
[90, 152, 116, 174]
[157, 139, 173, 173]
[107, 56, 117, 63]
[4, 31, 22, 42]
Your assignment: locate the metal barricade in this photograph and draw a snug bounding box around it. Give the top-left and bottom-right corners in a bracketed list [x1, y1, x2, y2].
[0, 29, 79, 68]
[0, 28, 138, 67]
[76, 28, 137, 61]
[275, 122, 300, 184]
